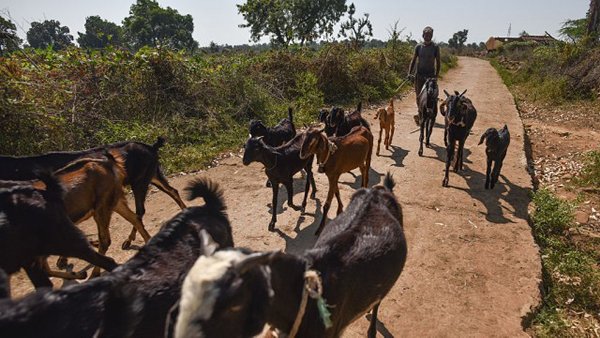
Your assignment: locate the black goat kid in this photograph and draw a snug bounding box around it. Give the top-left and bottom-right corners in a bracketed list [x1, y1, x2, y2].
[417, 77, 439, 156]
[243, 134, 316, 231]
[172, 173, 407, 338]
[441, 89, 477, 187]
[249, 107, 296, 147]
[479, 125, 510, 189]
[322, 102, 370, 137]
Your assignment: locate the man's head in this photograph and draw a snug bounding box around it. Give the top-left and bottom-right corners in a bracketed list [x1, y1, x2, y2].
[423, 26, 433, 44]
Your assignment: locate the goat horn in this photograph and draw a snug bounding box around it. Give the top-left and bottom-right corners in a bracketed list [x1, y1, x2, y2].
[443, 89, 450, 97]
[233, 252, 274, 275]
[460, 89, 467, 97]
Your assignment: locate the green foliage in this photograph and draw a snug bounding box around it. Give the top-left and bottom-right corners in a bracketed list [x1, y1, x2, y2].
[576, 150, 600, 188]
[529, 189, 600, 336]
[0, 15, 22, 54]
[77, 16, 123, 49]
[237, 0, 347, 47]
[338, 3, 373, 48]
[448, 29, 468, 49]
[26, 20, 74, 51]
[560, 18, 588, 42]
[122, 0, 198, 51]
[0, 43, 456, 173]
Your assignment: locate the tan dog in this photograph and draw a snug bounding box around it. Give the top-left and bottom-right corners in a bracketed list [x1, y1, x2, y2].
[375, 98, 396, 155]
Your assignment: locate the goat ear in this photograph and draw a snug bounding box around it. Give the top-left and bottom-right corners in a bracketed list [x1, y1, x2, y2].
[460, 89, 467, 97]
[233, 252, 275, 276]
[443, 89, 450, 97]
[200, 229, 219, 256]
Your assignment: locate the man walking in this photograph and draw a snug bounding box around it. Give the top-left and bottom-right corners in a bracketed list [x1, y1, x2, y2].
[408, 26, 441, 125]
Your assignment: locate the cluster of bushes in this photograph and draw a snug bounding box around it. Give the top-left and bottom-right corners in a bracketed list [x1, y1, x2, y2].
[0, 43, 456, 173]
[490, 40, 600, 104]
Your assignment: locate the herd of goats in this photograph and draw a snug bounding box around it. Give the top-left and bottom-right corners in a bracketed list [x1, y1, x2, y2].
[0, 77, 512, 337]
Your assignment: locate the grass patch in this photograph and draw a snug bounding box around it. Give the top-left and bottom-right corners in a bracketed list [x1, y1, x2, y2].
[529, 189, 600, 336]
[576, 150, 600, 189]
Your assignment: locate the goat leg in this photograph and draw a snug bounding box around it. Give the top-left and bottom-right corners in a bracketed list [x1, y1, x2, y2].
[376, 128, 382, 156]
[114, 198, 152, 250]
[367, 302, 381, 338]
[491, 160, 503, 189]
[284, 181, 301, 211]
[269, 183, 279, 231]
[316, 176, 338, 236]
[485, 158, 492, 189]
[418, 121, 425, 157]
[389, 123, 395, 149]
[443, 140, 454, 187]
[24, 258, 53, 289]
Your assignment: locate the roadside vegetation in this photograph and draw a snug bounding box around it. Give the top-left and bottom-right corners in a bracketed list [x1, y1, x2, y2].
[490, 2, 600, 335]
[0, 0, 457, 174]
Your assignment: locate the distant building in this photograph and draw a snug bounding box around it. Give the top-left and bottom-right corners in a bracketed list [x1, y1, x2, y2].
[486, 32, 557, 52]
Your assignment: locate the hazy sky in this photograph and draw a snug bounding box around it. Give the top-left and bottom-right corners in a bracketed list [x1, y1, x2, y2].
[0, 0, 590, 47]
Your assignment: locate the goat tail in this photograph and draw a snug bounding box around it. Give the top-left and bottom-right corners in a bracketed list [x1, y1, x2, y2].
[383, 172, 396, 192]
[185, 177, 226, 211]
[34, 169, 64, 200]
[153, 137, 166, 151]
[288, 107, 294, 124]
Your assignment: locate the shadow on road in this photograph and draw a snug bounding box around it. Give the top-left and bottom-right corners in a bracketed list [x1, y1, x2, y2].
[378, 145, 409, 168]
[268, 176, 315, 216]
[365, 313, 394, 338]
[275, 198, 322, 254]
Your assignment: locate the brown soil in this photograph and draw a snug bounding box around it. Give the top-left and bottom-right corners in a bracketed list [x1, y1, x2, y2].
[9, 57, 543, 337]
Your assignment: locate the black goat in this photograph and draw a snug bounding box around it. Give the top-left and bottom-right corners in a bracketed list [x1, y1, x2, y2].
[441, 90, 477, 187]
[243, 133, 317, 231]
[479, 125, 510, 189]
[0, 137, 187, 247]
[249, 107, 296, 147]
[0, 178, 233, 338]
[417, 77, 439, 156]
[0, 172, 118, 290]
[172, 173, 407, 338]
[324, 102, 371, 137]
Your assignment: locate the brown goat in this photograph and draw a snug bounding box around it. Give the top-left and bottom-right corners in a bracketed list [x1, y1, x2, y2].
[33, 154, 151, 277]
[300, 125, 373, 235]
[375, 98, 396, 155]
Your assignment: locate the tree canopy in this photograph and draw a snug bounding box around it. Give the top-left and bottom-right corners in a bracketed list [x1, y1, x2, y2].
[560, 18, 587, 42]
[26, 20, 74, 50]
[338, 3, 373, 48]
[0, 15, 22, 55]
[122, 0, 198, 51]
[77, 16, 123, 49]
[448, 29, 468, 49]
[237, 0, 347, 47]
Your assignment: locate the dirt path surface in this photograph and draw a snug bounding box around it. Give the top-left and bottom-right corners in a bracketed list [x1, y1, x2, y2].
[11, 57, 542, 337]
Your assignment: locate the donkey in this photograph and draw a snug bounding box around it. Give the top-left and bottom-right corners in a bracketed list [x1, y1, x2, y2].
[441, 89, 477, 187]
[417, 78, 439, 156]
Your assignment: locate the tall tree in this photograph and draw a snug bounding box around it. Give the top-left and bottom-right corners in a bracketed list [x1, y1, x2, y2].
[0, 15, 22, 55]
[26, 20, 73, 50]
[122, 0, 198, 51]
[338, 3, 373, 48]
[560, 18, 587, 42]
[588, 0, 600, 38]
[237, 0, 347, 47]
[77, 16, 123, 49]
[448, 29, 468, 49]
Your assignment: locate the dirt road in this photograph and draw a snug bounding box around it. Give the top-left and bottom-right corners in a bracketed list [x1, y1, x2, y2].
[11, 57, 541, 337]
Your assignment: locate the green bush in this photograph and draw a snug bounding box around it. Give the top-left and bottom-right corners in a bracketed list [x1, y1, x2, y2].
[576, 150, 600, 188]
[531, 189, 574, 246]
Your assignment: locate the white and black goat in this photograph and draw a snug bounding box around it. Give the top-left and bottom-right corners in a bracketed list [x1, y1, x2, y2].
[243, 133, 317, 231]
[0, 178, 233, 338]
[171, 173, 407, 338]
[479, 125, 510, 189]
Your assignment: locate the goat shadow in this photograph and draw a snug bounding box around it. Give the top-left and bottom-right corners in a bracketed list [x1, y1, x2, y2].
[275, 198, 323, 254]
[424, 143, 473, 167]
[449, 169, 530, 224]
[339, 167, 383, 189]
[378, 145, 409, 168]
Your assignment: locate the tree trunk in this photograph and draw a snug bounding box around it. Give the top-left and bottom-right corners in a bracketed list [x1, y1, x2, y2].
[588, 0, 600, 37]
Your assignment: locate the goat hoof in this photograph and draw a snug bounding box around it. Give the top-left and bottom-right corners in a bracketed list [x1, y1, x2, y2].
[290, 204, 301, 211]
[268, 222, 276, 232]
[418, 150, 423, 157]
[442, 179, 449, 187]
[121, 240, 132, 250]
[89, 239, 100, 248]
[265, 180, 272, 188]
[73, 270, 88, 280]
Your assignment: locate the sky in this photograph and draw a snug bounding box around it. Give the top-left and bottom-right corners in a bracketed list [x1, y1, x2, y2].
[0, 0, 590, 47]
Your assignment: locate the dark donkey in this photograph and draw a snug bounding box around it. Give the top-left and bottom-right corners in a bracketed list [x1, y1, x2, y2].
[0, 138, 186, 248]
[417, 77, 439, 156]
[441, 90, 477, 187]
